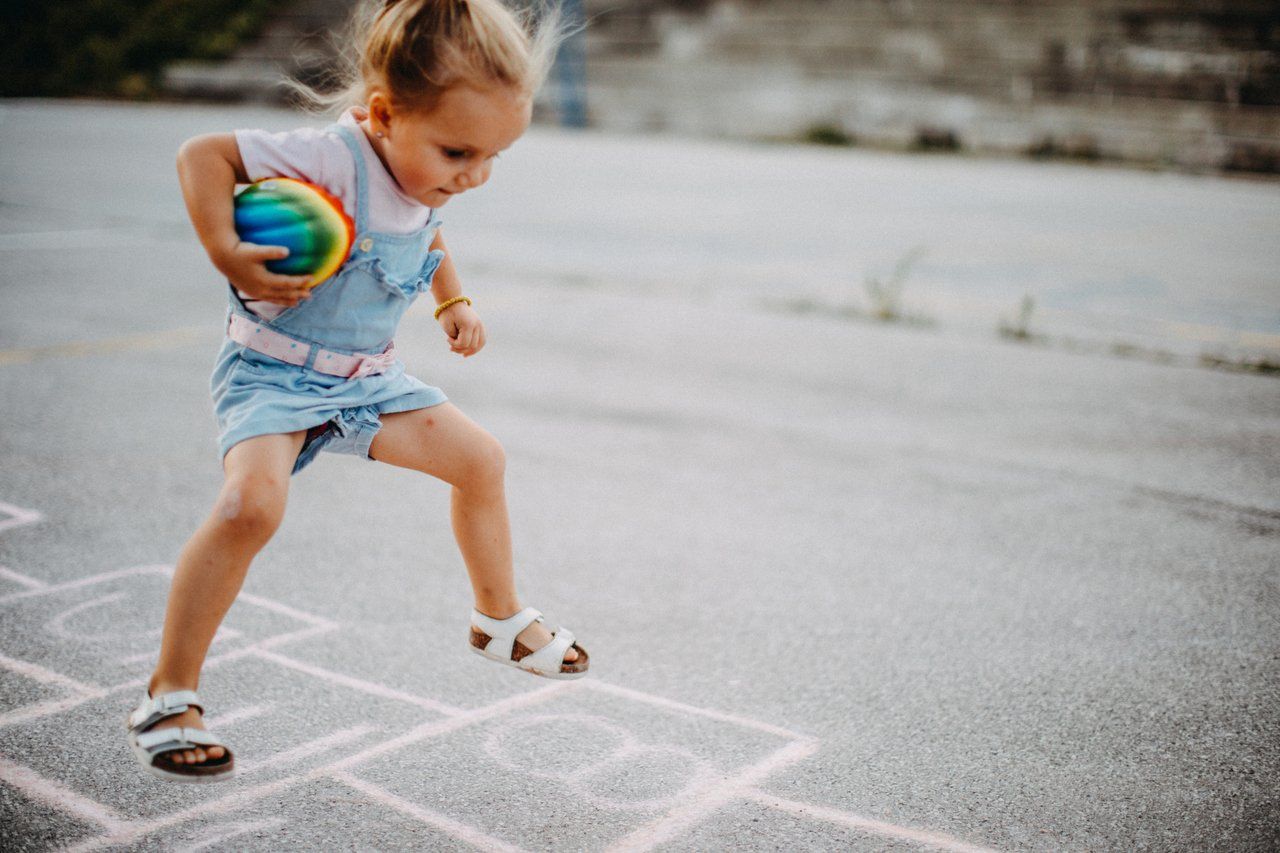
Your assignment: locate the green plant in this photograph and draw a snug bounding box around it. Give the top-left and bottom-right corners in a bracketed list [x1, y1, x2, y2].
[0, 0, 287, 98]
[998, 294, 1037, 341]
[913, 126, 961, 152]
[1199, 353, 1280, 375]
[802, 123, 854, 147]
[863, 246, 928, 323]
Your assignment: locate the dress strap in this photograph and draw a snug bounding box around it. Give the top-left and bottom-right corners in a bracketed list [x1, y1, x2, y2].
[332, 124, 370, 235]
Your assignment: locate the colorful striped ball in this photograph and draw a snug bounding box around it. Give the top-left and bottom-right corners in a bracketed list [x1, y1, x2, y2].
[233, 178, 355, 287]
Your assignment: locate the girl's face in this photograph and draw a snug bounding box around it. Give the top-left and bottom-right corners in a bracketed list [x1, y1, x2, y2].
[365, 84, 531, 208]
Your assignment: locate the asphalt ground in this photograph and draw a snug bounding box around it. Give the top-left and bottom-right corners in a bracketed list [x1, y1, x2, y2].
[0, 100, 1277, 851]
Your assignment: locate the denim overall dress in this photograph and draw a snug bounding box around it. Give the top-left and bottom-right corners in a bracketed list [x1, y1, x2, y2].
[210, 124, 448, 474]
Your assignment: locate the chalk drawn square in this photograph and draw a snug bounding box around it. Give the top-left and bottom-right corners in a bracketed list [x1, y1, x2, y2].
[668, 799, 902, 852]
[349, 681, 808, 850]
[0, 567, 325, 686]
[0, 777, 102, 851]
[103, 776, 479, 852]
[0, 667, 68, 716]
[0, 653, 442, 821]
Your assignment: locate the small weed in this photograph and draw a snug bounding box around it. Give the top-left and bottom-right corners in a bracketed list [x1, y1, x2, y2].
[997, 294, 1038, 341]
[912, 127, 961, 152]
[803, 123, 854, 147]
[768, 246, 933, 328]
[1026, 134, 1103, 163]
[1199, 353, 1280, 375]
[863, 246, 930, 325]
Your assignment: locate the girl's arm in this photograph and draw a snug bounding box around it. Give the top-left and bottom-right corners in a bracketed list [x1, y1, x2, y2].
[429, 229, 485, 357]
[176, 133, 313, 306]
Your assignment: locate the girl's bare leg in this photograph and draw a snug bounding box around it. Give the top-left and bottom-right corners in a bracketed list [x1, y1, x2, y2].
[145, 430, 305, 765]
[368, 403, 578, 663]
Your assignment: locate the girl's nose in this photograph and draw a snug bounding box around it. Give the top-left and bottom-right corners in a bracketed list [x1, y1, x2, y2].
[457, 163, 489, 191]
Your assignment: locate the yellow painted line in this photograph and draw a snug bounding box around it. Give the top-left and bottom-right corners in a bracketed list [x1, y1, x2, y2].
[1159, 319, 1280, 350]
[0, 325, 212, 367]
[1239, 330, 1280, 350]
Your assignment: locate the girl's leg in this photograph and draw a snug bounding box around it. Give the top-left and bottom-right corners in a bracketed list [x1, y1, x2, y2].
[145, 430, 305, 765]
[368, 403, 579, 664]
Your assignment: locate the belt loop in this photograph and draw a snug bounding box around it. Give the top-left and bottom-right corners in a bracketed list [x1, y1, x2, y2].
[303, 342, 320, 371]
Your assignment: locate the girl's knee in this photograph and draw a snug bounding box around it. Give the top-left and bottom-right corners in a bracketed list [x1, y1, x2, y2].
[213, 472, 287, 541]
[461, 433, 505, 488]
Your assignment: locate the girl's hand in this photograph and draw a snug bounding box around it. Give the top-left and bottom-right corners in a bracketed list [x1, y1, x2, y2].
[438, 301, 485, 357]
[214, 240, 314, 307]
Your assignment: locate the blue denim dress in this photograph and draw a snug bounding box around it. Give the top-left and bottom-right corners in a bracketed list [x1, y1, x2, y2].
[211, 124, 448, 475]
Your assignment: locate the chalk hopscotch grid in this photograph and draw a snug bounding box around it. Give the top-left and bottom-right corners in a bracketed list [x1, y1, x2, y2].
[0, 501, 43, 535]
[0, 502, 998, 852]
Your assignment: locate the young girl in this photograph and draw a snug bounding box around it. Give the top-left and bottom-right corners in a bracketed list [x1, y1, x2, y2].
[126, 0, 587, 783]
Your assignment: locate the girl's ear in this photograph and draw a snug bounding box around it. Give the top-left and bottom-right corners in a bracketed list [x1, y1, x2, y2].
[368, 91, 394, 137]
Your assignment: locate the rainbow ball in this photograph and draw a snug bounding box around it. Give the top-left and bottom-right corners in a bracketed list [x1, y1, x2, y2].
[233, 178, 355, 287]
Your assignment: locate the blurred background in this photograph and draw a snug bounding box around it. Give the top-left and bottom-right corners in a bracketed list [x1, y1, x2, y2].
[7, 0, 1276, 371]
[6, 0, 1280, 174]
[2, 5, 1278, 849]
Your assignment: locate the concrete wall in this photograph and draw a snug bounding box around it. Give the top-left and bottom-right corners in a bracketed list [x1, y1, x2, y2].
[162, 0, 1280, 173]
[568, 0, 1280, 172]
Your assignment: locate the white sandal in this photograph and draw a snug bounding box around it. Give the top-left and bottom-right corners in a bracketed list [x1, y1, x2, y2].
[125, 690, 235, 783]
[469, 606, 589, 680]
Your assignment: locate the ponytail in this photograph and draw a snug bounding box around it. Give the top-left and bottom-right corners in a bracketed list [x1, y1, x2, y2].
[290, 0, 568, 115]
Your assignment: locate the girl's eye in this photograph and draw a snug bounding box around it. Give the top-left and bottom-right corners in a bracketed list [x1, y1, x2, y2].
[443, 149, 468, 160]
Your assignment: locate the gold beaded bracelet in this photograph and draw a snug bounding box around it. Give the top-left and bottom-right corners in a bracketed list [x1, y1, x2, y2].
[433, 295, 472, 320]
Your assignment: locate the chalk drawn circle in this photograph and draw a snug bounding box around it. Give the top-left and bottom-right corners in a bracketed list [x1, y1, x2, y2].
[45, 593, 162, 642]
[572, 744, 716, 812]
[483, 714, 715, 812]
[483, 713, 633, 780]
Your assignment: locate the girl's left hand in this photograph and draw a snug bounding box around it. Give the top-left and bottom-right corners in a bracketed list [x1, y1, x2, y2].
[439, 302, 485, 357]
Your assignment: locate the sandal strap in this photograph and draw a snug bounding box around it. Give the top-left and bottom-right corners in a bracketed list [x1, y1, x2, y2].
[521, 626, 576, 673]
[127, 689, 203, 733]
[471, 606, 542, 660]
[133, 726, 228, 756]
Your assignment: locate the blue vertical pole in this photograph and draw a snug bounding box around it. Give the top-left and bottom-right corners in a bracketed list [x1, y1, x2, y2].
[555, 0, 587, 128]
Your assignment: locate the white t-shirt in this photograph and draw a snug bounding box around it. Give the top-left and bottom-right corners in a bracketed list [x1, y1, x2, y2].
[233, 109, 435, 317]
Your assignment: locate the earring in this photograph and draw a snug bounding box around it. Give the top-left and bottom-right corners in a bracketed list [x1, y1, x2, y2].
[375, 131, 385, 138]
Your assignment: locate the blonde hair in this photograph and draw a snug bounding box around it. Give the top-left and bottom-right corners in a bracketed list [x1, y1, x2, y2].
[297, 0, 565, 114]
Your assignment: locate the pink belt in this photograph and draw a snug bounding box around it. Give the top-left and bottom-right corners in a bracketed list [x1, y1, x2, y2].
[227, 313, 397, 380]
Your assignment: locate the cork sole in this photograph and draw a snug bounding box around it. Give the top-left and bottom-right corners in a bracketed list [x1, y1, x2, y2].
[469, 627, 590, 676]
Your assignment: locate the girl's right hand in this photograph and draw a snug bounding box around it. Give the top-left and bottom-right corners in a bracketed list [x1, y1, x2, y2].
[214, 241, 314, 306]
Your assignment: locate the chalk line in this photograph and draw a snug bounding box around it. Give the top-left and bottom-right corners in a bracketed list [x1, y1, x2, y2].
[236, 590, 340, 629]
[66, 773, 306, 852]
[66, 684, 569, 851]
[605, 738, 819, 852]
[0, 652, 101, 695]
[0, 564, 171, 605]
[252, 648, 465, 717]
[0, 565, 47, 589]
[119, 624, 243, 665]
[0, 502, 43, 534]
[0, 614, 337, 731]
[0, 693, 111, 730]
[746, 789, 1003, 853]
[330, 771, 531, 853]
[584, 678, 812, 741]
[177, 817, 288, 852]
[235, 725, 375, 776]
[0, 757, 129, 833]
[202, 704, 270, 730]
